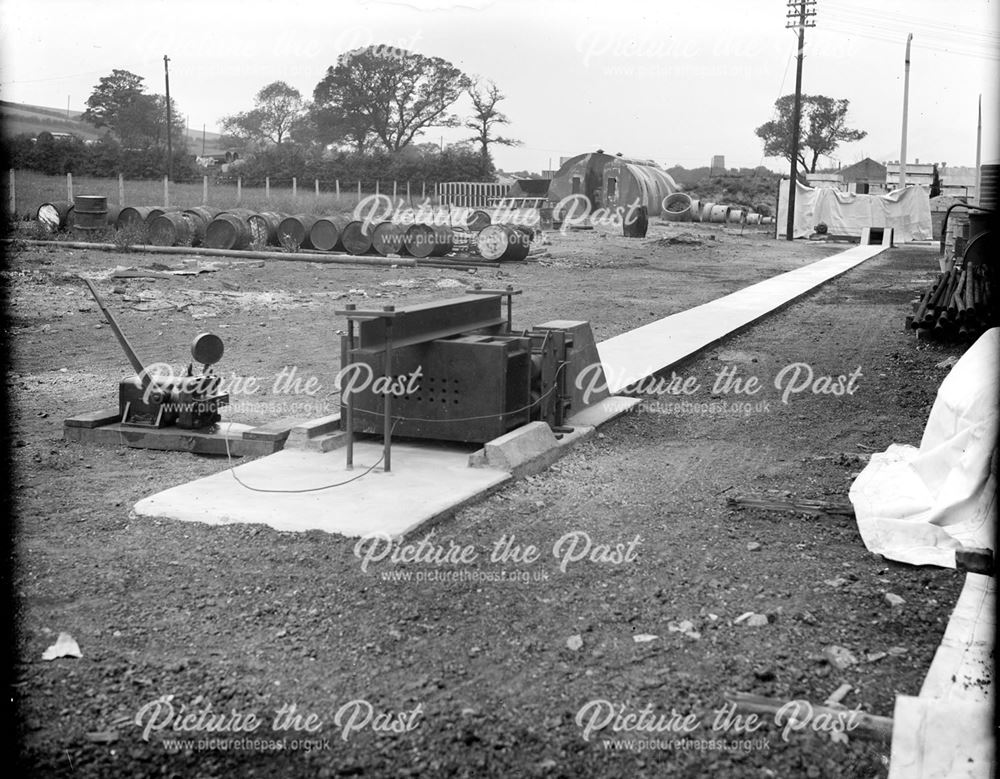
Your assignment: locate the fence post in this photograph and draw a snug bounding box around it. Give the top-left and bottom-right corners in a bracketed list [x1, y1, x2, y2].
[237, 177, 242, 205]
[392, 180, 397, 200]
[422, 181, 426, 200]
[357, 181, 361, 201]
[335, 179, 340, 198]
[163, 175, 169, 207]
[8, 170, 14, 216]
[265, 177, 270, 203]
[66, 172, 73, 202]
[202, 176, 208, 205]
[292, 177, 297, 200]
[375, 180, 380, 196]
[315, 178, 319, 201]
[118, 174, 125, 206]
[406, 181, 411, 206]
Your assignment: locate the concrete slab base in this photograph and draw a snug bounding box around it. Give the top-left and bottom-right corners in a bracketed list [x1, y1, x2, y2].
[133, 441, 510, 537]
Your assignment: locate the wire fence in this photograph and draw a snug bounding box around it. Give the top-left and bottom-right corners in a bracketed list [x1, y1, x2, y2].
[6, 170, 455, 220]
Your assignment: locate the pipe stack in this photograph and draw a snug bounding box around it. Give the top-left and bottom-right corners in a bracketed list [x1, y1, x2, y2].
[907, 262, 996, 339]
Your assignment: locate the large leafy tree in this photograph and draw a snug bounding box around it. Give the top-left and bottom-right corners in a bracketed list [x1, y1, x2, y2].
[313, 46, 470, 152]
[82, 69, 183, 149]
[464, 79, 520, 170]
[755, 94, 867, 172]
[220, 81, 304, 146]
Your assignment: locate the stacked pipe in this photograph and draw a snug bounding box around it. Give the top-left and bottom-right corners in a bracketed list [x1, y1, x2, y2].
[908, 262, 997, 339]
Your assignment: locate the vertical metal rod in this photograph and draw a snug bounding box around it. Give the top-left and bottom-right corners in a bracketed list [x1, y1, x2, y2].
[118, 173, 125, 207]
[383, 309, 394, 472]
[506, 286, 513, 331]
[345, 305, 355, 469]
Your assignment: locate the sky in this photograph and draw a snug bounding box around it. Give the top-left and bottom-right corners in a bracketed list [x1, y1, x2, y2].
[1, 0, 997, 173]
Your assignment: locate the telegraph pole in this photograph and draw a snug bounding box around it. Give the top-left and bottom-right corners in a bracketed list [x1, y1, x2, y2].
[899, 34, 913, 189]
[784, 0, 816, 241]
[163, 55, 173, 182]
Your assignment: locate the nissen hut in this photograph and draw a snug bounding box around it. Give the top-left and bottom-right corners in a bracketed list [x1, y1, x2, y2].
[547, 150, 679, 217]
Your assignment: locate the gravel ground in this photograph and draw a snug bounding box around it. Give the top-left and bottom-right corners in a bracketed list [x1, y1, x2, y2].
[5, 225, 969, 778]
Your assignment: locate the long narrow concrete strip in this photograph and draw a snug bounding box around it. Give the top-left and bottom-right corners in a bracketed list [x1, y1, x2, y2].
[133, 442, 510, 536]
[597, 244, 887, 393]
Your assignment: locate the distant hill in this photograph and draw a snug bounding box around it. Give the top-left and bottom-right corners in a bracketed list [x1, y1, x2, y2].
[0, 100, 228, 155]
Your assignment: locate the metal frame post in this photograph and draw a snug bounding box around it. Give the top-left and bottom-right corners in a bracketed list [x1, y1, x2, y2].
[383, 306, 394, 472]
[345, 303, 356, 469]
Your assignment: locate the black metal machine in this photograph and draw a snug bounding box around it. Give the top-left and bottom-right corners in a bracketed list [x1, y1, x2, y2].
[335, 288, 609, 469]
[82, 278, 229, 429]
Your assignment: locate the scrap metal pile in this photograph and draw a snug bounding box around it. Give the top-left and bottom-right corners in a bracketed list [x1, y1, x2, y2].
[908, 205, 996, 340]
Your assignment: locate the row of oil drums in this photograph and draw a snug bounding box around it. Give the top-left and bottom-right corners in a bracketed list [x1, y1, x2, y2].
[34, 198, 536, 261]
[661, 193, 773, 225]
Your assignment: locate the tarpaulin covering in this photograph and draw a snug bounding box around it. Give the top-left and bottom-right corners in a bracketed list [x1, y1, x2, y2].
[777, 179, 933, 241]
[849, 328, 998, 567]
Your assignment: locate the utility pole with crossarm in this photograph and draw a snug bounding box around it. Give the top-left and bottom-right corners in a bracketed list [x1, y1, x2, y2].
[784, 0, 816, 240]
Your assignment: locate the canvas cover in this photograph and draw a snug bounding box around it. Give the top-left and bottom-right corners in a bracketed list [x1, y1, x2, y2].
[777, 179, 933, 240]
[849, 328, 998, 568]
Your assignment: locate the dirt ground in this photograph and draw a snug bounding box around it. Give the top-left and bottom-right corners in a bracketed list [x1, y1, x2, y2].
[6, 220, 971, 778]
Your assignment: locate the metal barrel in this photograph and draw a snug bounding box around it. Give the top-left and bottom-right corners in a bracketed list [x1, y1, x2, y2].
[744, 212, 762, 225]
[622, 205, 649, 237]
[476, 224, 530, 261]
[246, 211, 286, 246]
[219, 208, 258, 220]
[148, 212, 196, 246]
[465, 209, 492, 231]
[276, 214, 319, 249]
[182, 207, 221, 245]
[116, 206, 155, 230]
[979, 164, 998, 211]
[340, 220, 376, 255]
[662, 193, 693, 222]
[146, 206, 182, 224]
[309, 217, 345, 251]
[204, 213, 250, 250]
[404, 223, 453, 258]
[36, 201, 74, 232]
[726, 207, 744, 223]
[371, 222, 410, 256]
[688, 198, 702, 222]
[72, 194, 108, 230]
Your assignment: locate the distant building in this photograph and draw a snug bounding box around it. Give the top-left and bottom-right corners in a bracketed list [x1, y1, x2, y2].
[841, 157, 887, 194]
[710, 155, 725, 175]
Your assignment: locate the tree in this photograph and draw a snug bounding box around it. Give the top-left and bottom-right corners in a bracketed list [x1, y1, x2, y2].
[82, 69, 184, 150]
[313, 46, 470, 152]
[221, 81, 304, 146]
[755, 95, 867, 173]
[464, 79, 520, 172]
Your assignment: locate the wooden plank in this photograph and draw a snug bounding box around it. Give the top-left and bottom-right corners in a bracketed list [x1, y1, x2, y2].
[63, 422, 280, 456]
[242, 417, 309, 442]
[727, 495, 855, 517]
[64, 408, 120, 429]
[726, 691, 893, 743]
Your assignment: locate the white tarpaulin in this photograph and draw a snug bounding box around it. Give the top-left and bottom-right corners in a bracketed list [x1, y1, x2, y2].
[777, 180, 933, 241]
[849, 328, 998, 567]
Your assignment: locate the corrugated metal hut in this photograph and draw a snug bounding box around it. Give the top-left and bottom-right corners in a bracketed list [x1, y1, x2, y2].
[547, 150, 678, 216]
[601, 160, 678, 216]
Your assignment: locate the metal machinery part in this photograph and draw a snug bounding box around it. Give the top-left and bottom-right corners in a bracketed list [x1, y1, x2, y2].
[82, 278, 229, 429]
[335, 289, 599, 470]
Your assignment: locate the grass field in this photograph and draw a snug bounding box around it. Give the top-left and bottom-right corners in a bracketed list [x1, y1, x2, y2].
[8, 170, 443, 221]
